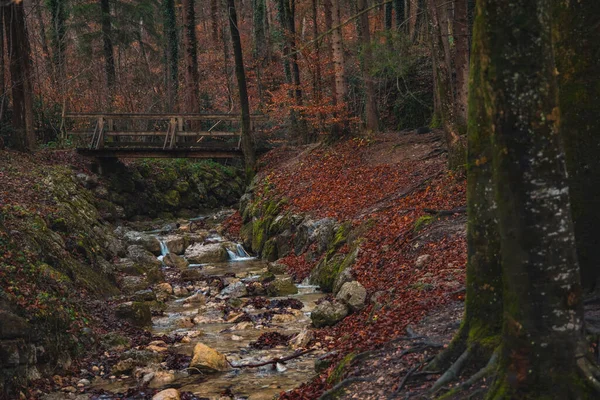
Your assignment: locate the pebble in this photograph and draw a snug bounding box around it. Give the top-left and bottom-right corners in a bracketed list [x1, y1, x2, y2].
[77, 378, 91, 386]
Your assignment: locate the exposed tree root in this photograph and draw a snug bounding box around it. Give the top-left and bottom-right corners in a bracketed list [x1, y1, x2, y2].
[429, 348, 471, 393]
[577, 356, 600, 392]
[429, 352, 497, 399]
[318, 377, 373, 400]
[391, 355, 435, 397]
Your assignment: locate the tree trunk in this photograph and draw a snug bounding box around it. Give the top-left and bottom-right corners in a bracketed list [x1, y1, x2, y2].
[0, 7, 6, 124]
[427, 0, 462, 168]
[47, 0, 67, 83]
[100, 0, 116, 92]
[210, 0, 219, 43]
[311, 0, 322, 140]
[163, 0, 178, 112]
[428, 0, 502, 373]
[182, 0, 200, 114]
[385, 2, 393, 30]
[554, 0, 600, 293]
[6, 2, 36, 152]
[35, 0, 53, 79]
[253, 0, 266, 105]
[453, 0, 468, 131]
[330, 0, 346, 108]
[357, 0, 379, 133]
[284, 0, 307, 142]
[394, 0, 405, 31]
[227, 0, 256, 176]
[483, 0, 592, 397]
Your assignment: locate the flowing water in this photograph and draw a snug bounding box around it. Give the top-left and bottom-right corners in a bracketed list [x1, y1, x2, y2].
[93, 219, 323, 400]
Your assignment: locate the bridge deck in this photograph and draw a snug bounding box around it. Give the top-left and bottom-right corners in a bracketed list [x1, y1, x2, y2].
[67, 112, 260, 160]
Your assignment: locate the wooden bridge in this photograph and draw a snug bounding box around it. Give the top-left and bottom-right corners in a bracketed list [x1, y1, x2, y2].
[68, 113, 266, 159]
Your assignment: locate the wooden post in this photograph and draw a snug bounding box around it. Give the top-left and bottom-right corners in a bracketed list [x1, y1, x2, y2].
[170, 117, 176, 148]
[97, 117, 105, 149]
[177, 116, 183, 132]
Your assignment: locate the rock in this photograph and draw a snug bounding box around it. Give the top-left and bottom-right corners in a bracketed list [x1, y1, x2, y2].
[266, 278, 298, 297]
[183, 292, 206, 305]
[311, 300, 349, 328]
[332, 267, 353, 295]
[161, 235, 185, 254]
[290, 329, 313, 349]
[155, 282, 173, 295]
[218, 281, 247, 299]
[274, 230, 293, 259]
[132, 289, 156, 302]
[163, 253, 189, 270]
[152, 388, 181, 400]
[124, 232, 161, 255]
[258, 271, 276, 284]
[189, 343, 229, 373]
[335, 281, 367, 312]
[173, 286, 189, 297]
[180, 269, 203, 281]
[127, 245, 162, 268]
[173, 317, 195, 329]
[149, 371, 175, 387]
[119, 275, 148, 294]
[0, 311, 29, 339]
[415, 254, 432, 269]
[77, 378, 90, 387]
[271, 313, 296, 323]
[115, 302, 152, 327]
[112, 358, 137, 374]
[184, 242, 228, 263]
[75, 173, 98, 189]
[267, 262, 288, 275]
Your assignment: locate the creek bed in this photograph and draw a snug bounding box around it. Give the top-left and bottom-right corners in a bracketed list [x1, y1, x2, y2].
[92, 218, 324, 400]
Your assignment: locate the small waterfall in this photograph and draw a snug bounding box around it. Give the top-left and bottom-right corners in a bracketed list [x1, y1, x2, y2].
[157, 238, 169, 262]
[227, 244, 256, 262]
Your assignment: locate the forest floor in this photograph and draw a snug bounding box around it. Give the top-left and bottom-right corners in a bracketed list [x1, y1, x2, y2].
[228, 130, 471, 399]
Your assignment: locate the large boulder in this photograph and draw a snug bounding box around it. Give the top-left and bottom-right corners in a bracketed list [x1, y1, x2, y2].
[332, 267, 353, 295]
[163, 253, 189, 270]
[189, 343, 228, 373]
[127, 245, 161, 268]
[266, 277, 298, 297]
[184, 242, 228, 263]
[0, 311, 29, 339]
[124, 231, 161, 255]
[115, 302, 152, 327]
[311, 300, 349, 328]
[336, 281, 367, 312]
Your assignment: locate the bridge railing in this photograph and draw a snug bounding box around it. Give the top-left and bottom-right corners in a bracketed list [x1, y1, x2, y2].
[66, 113, 267, 150]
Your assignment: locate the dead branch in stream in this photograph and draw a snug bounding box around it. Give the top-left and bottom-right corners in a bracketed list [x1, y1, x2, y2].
[228, 348, 316, 368]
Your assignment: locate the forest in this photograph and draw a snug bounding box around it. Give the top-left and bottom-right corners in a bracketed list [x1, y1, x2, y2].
[0, 0, 599, 399]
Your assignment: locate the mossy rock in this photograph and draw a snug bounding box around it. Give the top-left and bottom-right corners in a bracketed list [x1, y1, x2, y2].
[327, 352, 356, 385]
[266, 278, 298, 297]
[262, 238, 278, 262]
[115, 302, 152, 327]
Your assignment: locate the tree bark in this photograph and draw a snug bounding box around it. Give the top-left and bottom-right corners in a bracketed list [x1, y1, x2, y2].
[182, 0, 200, 114]
[554, 0, 600, 293]
[483, 0, 592, 397]
[357, 0, 379, 133]
[163, 0, 178, 112]
[100, 0, 116, 91]
[428, 0, 502, 372]
[330, 0, 346, 109]
[6, 1, 36, 151]
[385, 2, 393, 30]
[453, 0, 468, 131]
[394, 0, 405, 31]
[227, 0, 256, 175]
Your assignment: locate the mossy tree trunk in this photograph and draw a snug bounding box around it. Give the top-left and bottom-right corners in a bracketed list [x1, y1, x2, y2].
[554, 0, 600, 293]
[227, 0, 256, 177]
[428, 1, 502, 373]
[483, 0, 593, 397]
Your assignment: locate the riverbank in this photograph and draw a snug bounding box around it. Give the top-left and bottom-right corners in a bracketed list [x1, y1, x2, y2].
[229, 131, 467, 398]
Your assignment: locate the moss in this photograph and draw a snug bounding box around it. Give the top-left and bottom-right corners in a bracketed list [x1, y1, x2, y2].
[262, 238, 278, 262]
[414, 215, 435, 232]
[327, 352, 356, 385]
[312, 249, 357, 293]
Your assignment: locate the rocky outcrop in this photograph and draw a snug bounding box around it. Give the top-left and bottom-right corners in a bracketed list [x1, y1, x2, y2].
[184, 242, 228, 263]
[189, 343, 229, 373]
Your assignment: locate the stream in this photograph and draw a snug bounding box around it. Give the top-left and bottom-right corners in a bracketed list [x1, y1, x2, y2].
[91, 212, 324, 400]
